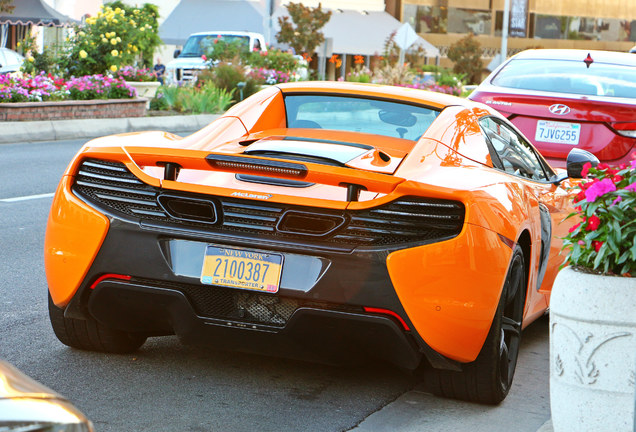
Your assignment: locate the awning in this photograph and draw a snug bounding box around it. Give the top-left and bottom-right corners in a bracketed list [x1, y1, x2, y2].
[0, 0, 76, 27]
[273, 9, 440, 57]
[160, 0, 265, 46]
[321, 10, 439, 57]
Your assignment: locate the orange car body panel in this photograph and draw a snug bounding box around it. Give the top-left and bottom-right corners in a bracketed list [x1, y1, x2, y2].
[44, 176, 109, 306]
[45, 82, 576, 363]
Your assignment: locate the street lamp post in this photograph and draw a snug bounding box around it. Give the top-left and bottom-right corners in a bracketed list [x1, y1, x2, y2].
[500, 0, 510, 63]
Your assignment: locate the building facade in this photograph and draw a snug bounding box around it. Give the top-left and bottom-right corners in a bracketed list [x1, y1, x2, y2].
[401, 0, 636, 66]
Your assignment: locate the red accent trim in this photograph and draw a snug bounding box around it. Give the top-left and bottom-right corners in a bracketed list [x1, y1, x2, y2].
[497, 233, 516, 249]
[363, 307, 410, 331]
[90, 273, 132, 289]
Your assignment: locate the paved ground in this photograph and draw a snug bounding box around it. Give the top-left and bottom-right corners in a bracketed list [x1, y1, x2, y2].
[1, 114, 554, 431]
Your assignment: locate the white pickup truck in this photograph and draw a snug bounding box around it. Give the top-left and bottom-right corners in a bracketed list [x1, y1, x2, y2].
[165, 31, 266, 84]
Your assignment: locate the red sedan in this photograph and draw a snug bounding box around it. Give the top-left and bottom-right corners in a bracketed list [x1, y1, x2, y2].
[469, 49, 636, 168]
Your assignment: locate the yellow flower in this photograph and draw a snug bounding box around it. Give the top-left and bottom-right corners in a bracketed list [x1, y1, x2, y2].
[27, 56, 34, 62]
[113, 19, 118, 23]
[16, 42, 20, 47]
[133, 9, 139, 14]
[79, 50, 88, 59]
[140, 27, 145, 31]
[110, 65, 118, 72]
[102, 38, 108, 43]
[114, 7, 121, 13]
[132, 46, 138, 52]
[78, 31, 85, 37]
[110, 38, 117, 45]
[116, 37, 121, 42]
[100, 33, 105, 38]
[111, 49, 119, 57]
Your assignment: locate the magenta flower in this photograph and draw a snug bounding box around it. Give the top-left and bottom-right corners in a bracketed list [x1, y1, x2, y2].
[626, 182, 636, 192]
[611, 196, 623, 207]
[584, 178, 617, 202]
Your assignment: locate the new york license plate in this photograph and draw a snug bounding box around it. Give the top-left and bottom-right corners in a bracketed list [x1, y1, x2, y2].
[535, 120, 581, 145]
[201, 246, 283, 293]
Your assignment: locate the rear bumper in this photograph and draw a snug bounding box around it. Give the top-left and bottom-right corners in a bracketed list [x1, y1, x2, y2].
[89, 279, 423, 369]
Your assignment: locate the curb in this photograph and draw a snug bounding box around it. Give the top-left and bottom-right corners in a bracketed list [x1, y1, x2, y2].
[0, 114, 221, 144]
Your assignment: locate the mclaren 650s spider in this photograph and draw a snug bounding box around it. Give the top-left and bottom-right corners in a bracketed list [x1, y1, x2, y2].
[45, 82, 591, 404]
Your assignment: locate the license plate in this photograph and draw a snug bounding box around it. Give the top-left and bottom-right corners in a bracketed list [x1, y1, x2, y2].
[535, 120, 581, 145]
[201, 246, 283, 293]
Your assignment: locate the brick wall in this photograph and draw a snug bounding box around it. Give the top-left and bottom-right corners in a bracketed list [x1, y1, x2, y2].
[0, 99, 147, 121]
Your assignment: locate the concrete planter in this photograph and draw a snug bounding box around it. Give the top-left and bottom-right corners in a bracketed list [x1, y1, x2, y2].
[550, 266, 636, 432]
[127, 81, 160, 100]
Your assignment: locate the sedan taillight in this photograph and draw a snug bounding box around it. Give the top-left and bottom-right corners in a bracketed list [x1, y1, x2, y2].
[611, 122, 636, 138]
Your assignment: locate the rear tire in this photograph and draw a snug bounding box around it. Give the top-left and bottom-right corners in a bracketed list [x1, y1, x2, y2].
[422, 244, 526, 404]
[48, 293, 146, 354]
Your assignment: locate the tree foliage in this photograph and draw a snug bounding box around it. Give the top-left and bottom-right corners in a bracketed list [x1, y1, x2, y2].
[447, 33, 483, 84]
[0, 0, 14, 14]
[276, 2, 331, 57]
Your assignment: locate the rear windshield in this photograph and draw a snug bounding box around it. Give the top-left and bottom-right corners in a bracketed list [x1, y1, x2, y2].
[181, 35, 249, 57]
[492, 58, 636, 99]
[284, 95, 440, 141]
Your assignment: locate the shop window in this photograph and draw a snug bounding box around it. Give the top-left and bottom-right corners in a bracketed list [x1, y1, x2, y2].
[403, 4, 448, 34]
[447, 8, 491, 35]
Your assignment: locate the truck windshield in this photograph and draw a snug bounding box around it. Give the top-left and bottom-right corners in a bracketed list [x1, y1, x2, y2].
[180, 35, 249, 57]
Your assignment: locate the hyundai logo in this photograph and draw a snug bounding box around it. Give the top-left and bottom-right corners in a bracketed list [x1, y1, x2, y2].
[549, 104, 571, 115]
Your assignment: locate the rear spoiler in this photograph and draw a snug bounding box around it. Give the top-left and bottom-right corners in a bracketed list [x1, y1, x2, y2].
[77, 146, 406, 201]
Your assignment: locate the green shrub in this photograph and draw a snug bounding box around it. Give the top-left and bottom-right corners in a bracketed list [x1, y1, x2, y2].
[447, 34, 483, 85]
[207, 63, 259, 102]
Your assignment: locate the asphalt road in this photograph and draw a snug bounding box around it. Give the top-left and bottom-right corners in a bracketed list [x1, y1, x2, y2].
[0, 136, 551, 432]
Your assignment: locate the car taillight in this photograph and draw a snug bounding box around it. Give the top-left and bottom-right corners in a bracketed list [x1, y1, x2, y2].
[611, 122, 636, 138]
[90, 273, 132, 289]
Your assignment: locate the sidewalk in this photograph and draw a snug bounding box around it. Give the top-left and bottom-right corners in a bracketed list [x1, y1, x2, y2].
[0, 113, 221, 144]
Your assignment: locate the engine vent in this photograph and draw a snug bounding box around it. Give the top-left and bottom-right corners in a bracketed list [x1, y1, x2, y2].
[73, 159, 465, 247]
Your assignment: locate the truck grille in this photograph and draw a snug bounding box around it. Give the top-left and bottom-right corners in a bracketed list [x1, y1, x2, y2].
[73, 159, 465, 247]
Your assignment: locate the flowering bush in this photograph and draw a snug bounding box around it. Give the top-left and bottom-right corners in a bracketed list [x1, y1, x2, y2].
[65, 75, 136, 100]
[562, 158, 636, 276]
[0, 73, 66, 102]
[0, 73, 136, 103]
[116, 65, 157, 82]
[245, 48, 298, 74]
[61, 2, 160, 76]
[248, 68, 291, 85]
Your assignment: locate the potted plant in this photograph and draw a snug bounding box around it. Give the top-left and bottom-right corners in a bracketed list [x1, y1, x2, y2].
[115, 65, 160, 101]
[550, 157, 636, 432]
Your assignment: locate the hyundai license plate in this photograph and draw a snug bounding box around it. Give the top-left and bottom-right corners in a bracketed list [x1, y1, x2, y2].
[535, 120, 581, 145]
[201, 246, 283, 293]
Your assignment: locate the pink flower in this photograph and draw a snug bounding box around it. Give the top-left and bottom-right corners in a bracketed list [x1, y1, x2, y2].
[585, 178, 616, 202]
[578, 240, 585, 246]
[626, 182, 636, 192]
[611, 196, 622, 206]
[201, 55, 207, 60]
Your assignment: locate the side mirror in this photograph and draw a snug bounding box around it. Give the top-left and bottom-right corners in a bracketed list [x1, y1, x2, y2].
[566, 148, 599, 178]
[173, 49, 181, 58]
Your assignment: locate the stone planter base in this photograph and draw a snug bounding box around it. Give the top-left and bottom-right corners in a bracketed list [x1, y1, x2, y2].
[0, 98, 147, 121]
[550, 267, 636, 432]
[127, 81, 161, 100]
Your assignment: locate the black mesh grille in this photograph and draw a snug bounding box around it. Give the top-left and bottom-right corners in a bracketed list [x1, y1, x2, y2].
[134, 278, 357, 328]
[73, 159, 465, 247]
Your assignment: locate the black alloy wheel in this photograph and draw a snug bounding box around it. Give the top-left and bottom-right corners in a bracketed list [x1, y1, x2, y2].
[421, 244, 527, 404]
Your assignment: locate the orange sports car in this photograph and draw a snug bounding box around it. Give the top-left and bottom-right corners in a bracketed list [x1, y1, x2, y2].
[45, 82, 593, 404]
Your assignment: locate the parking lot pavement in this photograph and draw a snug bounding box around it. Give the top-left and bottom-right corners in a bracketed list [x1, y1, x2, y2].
[350, 315, 553, 432]
[0, 113, 220, 144]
